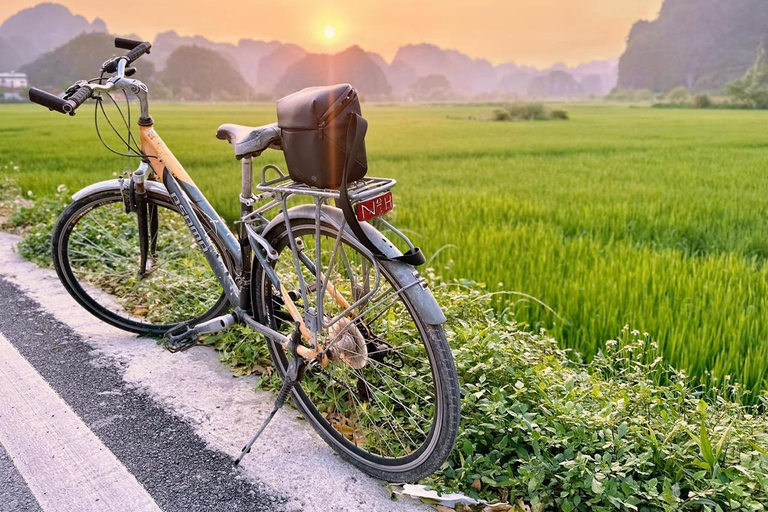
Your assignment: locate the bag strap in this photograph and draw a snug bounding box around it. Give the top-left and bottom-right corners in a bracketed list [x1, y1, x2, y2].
[338, 113, 426, 267]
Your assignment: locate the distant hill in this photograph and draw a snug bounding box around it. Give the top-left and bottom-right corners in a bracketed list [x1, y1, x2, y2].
[392, 43, 496, 96]
[20, 32, 153, 89]
[149, 31, 304, 91]
[0, 38, 23, 71]
[0, 3, 105, 70]
[156, 45, 250, 101]
[404, 74, 455, 101]
[527, 70, 583, 98]
[275, 45, 391, 99]
[0, 2, 623, 99]
[256, 44, 307, 94]
[618, 0, 768, 92]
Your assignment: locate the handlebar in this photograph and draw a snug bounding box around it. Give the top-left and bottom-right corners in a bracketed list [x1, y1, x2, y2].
[114, 37, 144, 51]
[29, 85, 92, 115]
[102, 39, 151, 74]
[28, 37, 151, 115]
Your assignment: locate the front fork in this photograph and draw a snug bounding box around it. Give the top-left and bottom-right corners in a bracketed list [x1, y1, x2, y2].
[131, 163, 157, 277]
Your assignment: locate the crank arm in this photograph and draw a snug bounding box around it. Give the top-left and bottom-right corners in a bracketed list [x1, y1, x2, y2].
[238, 311, 325, 364]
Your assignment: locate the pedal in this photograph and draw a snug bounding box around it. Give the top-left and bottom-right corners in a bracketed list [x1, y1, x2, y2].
[235, 323, 306, 466]
[162, 314, 236, 353]
[162, 323, 198, 353]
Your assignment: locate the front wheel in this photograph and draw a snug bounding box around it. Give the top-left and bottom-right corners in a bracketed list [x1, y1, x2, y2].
[52, 188, 231, 336]
[253, 217, 460, 482]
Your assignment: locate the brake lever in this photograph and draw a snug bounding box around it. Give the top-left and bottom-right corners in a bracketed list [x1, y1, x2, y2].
[63, 80, 89, 100]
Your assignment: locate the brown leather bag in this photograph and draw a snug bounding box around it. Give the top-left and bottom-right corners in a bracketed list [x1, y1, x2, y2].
[276, 84, 367, 189]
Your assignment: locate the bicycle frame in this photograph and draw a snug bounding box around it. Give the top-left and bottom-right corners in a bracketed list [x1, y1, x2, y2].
[136, 122, 317, 355]
[107, 64, 432, 360]
[139, 124, 242, 302]
[137, 122, 372, 361]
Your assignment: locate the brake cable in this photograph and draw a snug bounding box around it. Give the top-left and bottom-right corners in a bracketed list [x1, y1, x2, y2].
[93, 90, 153, 160]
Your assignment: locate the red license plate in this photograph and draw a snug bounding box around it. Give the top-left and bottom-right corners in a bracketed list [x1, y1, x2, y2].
[356, 192, 394, 221]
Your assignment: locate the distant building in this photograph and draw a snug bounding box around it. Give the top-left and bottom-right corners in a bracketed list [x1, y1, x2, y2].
[0, 72, 28, 89]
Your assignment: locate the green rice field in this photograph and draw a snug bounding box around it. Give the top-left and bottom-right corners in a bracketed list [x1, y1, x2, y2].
[1, 102, 766, 394]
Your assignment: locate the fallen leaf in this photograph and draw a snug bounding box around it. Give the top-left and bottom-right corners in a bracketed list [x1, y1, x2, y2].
[472, 479, 482, 491]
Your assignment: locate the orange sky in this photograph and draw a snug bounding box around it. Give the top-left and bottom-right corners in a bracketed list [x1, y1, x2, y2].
[1, 0, 665, 67]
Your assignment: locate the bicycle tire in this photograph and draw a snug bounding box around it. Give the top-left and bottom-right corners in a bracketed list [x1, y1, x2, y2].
[52, 188, 231, 336]
[253, 217, 460, 482]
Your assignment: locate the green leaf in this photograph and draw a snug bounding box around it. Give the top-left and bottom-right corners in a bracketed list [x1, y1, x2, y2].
[699, 422, 715, 468]
[592, 477, 604, 495]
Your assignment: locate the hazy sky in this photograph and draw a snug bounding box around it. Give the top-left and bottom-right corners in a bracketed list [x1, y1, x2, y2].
[1, 0, 665, 67]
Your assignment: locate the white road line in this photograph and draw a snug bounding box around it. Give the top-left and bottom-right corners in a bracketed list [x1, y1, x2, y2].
[0, 333, 161, 512]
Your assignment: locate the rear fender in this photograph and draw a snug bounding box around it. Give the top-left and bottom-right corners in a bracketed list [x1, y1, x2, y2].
[264, 204, 446, 325]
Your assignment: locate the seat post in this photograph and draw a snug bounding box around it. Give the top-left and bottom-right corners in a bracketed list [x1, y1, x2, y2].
[241, 156, 253, 201]
[239, 156, 254, 311]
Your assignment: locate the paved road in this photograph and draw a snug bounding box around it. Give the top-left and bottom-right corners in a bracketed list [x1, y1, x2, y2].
[0, 276, 283, 512]
[0, 232, 428, 512]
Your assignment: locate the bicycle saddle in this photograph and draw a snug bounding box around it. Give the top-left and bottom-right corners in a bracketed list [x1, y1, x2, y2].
[216, 122, 282, 160]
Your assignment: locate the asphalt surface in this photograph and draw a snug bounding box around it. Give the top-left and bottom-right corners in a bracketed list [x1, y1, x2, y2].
[0, 442, 42, 512]
[0, 275, 285, 512]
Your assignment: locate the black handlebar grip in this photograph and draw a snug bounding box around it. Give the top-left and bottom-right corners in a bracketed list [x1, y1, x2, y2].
[29, 87, 70, 114]
[114, 37, 144, 51]
[124, 41, 152, 64]
[29, 86, 92, 116]
[66, 85, 92, 113]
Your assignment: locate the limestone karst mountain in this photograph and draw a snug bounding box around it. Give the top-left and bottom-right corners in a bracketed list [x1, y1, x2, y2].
[0, 2, 106, 69]
[1, 2, 625, 99]
[617, 0, 768, 92]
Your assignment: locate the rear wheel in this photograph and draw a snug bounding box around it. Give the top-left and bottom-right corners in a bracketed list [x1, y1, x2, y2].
[253, 217, 460, 482]
[52, 189, 231, 336]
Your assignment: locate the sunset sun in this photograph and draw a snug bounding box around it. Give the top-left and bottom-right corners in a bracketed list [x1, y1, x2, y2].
[323, 25, 336, 40]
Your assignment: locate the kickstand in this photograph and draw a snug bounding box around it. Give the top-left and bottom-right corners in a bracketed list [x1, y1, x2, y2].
[235, 323, 306, 466]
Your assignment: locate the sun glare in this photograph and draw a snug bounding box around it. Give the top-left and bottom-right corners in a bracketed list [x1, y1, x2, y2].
[323, 25, 336, 40]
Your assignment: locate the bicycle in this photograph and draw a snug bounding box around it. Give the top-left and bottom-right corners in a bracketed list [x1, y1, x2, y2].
[28, 37, 460, 482]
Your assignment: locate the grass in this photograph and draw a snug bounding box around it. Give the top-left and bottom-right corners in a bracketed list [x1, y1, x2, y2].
[218, 278, 768, 511]
[0, 102, 766, 396]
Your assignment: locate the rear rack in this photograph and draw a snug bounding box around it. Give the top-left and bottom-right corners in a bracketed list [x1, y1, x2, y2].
[257, 165, 395, 203]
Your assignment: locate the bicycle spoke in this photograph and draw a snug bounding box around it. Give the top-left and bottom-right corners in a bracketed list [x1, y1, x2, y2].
[265, 224, 440, 461]
[62, 199, 224, 326]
